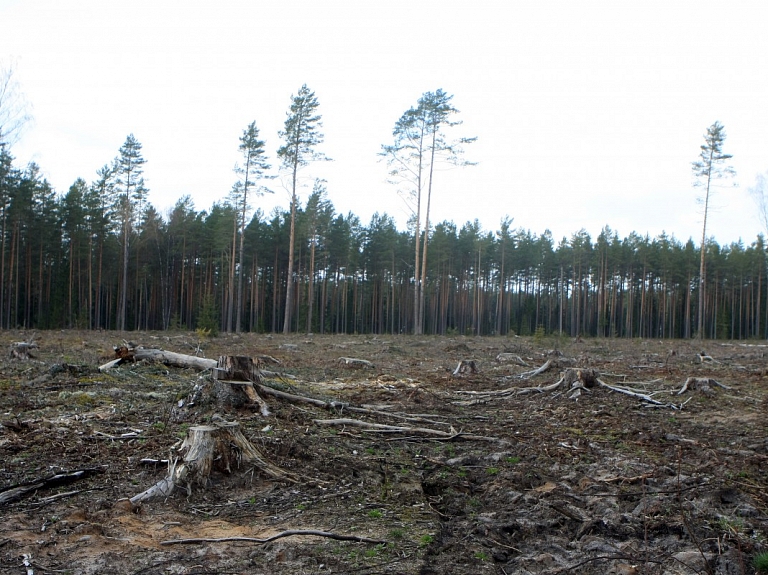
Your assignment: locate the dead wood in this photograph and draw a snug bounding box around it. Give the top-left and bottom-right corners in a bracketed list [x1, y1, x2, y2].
[10, 341, 38, 360]
[676, 377, 730, 395]
[130, 418, 295, 505]
[161, 529, 386, 546]
[0, 467, 105, 505]
[696, 351, 719, 364]
[456, 367, 683, 408]
[496, 353, 529, 366]
[313, 417, 500, 442]
[452, 359, 478, 375]
[213, 356, 270, 415]
[100, 346, 218, 371]
[337, 357, 374, 369]
[518, 358, 553, 379]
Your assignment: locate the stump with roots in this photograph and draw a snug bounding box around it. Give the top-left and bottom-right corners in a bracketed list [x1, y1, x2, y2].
[561, 368, 598, 398]
[211, 355, 271, 416]
[130, 418, 294, 505]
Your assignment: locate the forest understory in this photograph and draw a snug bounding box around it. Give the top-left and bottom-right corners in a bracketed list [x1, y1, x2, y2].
[0, 331, 766, 574]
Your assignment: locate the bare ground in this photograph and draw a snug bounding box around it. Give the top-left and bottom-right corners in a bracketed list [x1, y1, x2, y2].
[0, 331, 766, 574]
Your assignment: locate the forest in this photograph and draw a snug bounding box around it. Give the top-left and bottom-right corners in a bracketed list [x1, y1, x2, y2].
[0, 139, 765, 339]
[0, 80, 763, 340]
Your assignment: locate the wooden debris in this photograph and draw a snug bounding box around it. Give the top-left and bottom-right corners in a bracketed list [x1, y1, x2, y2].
[696, 351, 719, 364]
[313, 417, 500, 442]
[452, 359, 478, 375]
[130, 417, 294, 505]
[518, 358, 553, 379]
[676, 377, 730, 395]
[0, 467, 105, 505]
[338, 357, 374, 369]
[496, 353, 528, 366]
[213, 355, 270, 415]
[161, 528, 386, 546]
[10, 341, 38, 360]
[456, 367, 683, 409]
[100, 347, 218, 372]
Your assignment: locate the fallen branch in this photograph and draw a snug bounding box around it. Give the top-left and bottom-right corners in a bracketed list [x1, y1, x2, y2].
[313, 417, 499, 442]
[161, 529, 386, 546]
[596, 378, 667, 406]
[0, 467, 105, 505]
[518, 358, 553, 379]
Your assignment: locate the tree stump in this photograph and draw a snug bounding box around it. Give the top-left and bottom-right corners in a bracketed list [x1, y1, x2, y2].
[212, 356, 270, 415]
[130, 418, 293, 505]
[10, 341, 38, 360]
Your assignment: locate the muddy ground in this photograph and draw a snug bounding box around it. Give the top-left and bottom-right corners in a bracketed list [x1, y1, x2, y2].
[0, 331, 766, 575]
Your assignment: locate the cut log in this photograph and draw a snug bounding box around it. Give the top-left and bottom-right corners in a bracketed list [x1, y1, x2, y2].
[10, 341, 38, 360]
[130, 418, 294, 505]
[100, 347, 217, 371]
[134, 348, 218, 370]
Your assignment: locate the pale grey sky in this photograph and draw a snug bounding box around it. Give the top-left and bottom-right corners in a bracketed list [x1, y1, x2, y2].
[2, 0, 767, 245]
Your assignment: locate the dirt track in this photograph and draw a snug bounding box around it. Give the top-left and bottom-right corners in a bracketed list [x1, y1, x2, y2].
[0, 331, 766, 574]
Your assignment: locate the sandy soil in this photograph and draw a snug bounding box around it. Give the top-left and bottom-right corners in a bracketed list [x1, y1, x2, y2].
[0, 331, 766, 574]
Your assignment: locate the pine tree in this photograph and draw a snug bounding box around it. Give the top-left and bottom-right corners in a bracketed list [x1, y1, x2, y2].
[114, 134, 147, 331]
[381, 89, 475, 333]
[227, 121, 271, 333]
[277, 85, 328, 333]
[692, 122, 735, 340]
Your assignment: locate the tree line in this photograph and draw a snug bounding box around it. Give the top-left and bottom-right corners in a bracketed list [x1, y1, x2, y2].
[0, 139, 765, 338]
[0, 74, 762, 339]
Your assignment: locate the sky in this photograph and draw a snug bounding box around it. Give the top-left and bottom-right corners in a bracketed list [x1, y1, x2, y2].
[1, 0, 767, 247]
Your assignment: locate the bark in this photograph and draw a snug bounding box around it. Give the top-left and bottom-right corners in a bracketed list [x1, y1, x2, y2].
[117, 347, 217, 371]
[130, 418, 294, 505]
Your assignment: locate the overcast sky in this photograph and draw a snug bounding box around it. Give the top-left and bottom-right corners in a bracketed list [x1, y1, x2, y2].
[1, 0, 767, 246]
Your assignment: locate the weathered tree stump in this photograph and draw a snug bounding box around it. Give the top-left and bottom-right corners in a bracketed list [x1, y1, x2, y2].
[130, 418, 293, 504]
[213, 356, 270, 415]
[10, 341, 38, 360]
[676, 377, 730, 396]
[453, 359, 478, 375]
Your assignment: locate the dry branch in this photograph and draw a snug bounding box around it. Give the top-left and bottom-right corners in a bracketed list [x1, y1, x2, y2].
[161, 529, 386, 546]
[0, 467, 104, 505]
[518, 358, 553, 379]
[313, 417, 499, 442]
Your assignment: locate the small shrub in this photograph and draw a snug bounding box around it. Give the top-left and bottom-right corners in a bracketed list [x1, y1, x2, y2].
[754, 551, 768, 574]
[419, 534, 434, 547]
[367, 509, 383, 519]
